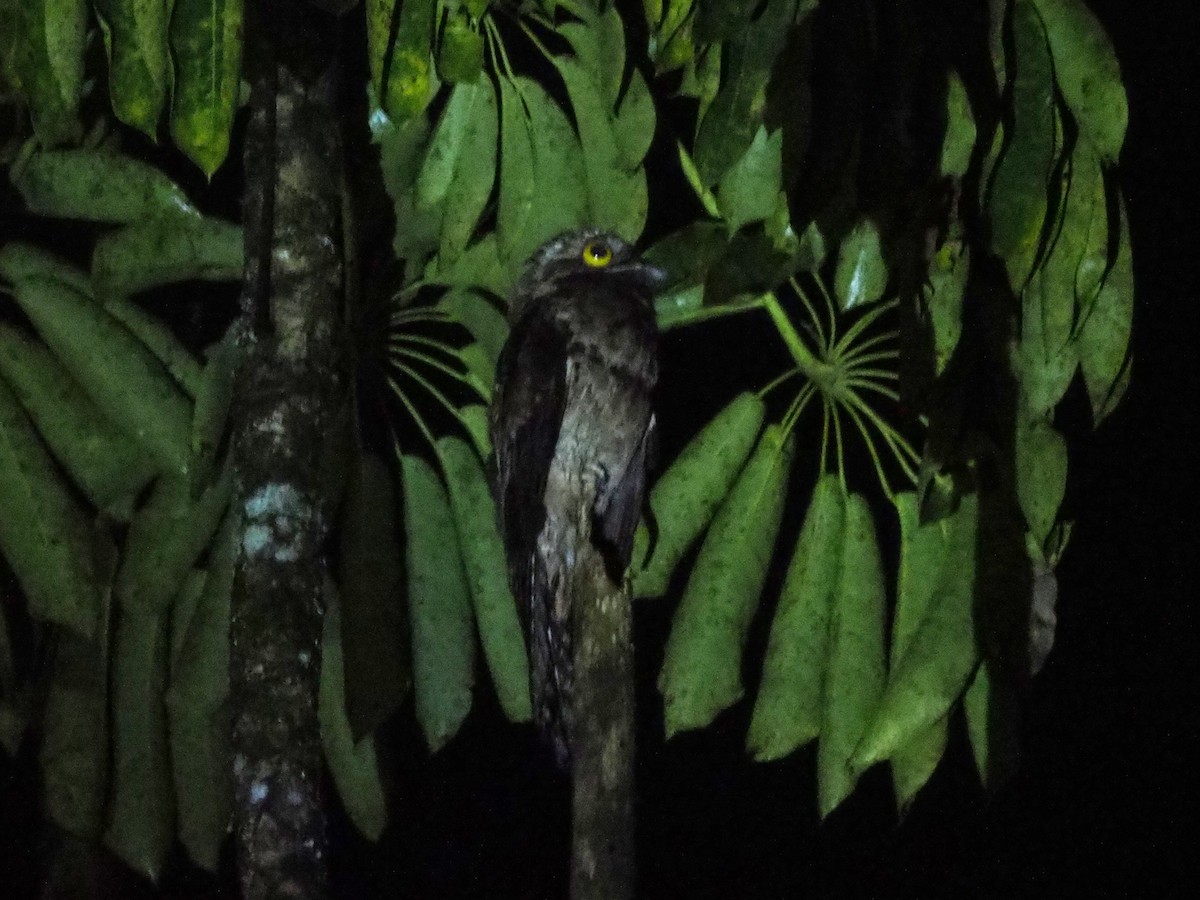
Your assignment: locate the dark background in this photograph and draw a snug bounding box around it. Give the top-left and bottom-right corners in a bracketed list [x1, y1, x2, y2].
[2, 1, 1195, 897]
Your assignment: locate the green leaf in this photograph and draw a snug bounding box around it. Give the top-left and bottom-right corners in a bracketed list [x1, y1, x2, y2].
[101, 295, 205, 399]
[0, 324, 157, 516]
[169, 0, 243, 176]
[1013, 267, 1079, 419]
[41, 602, 112, 837]
[817, 492, 886, 817]
[336, 452, 410, 739]
[888, 492, 952, 808]
[379, 114, 441, 263]
[91, 217, 243, 297]
[437, 288, 508, 372]
[963, 659, 1021, 789]
[747, 474, 845, 760]
[633, 392, 765, 598]
[1031, 0, 1127, 161]
[104, 609, 173, 882]
[10, 277, 194, 474]
[692, 0, 802, 185]
[401, 453, 475, 751]
[834, 218, 888, 310]
[0, 376, 99, 636]
[190, 329, 238, 490]
[1015, 419, 1067, 547]
[10, 0, 86, 145]
[642, 220, 730, 296]
[987, 0, 1058, 293]
[12, 148, 200, 223]
[166, 510, 235, 873]
[1077, 196, 1133, 423]
[438, 436, 532, 723]
[115, 469, 233, 615]
[716, 126, 783, 233]
[437, 11, 484, 84]
[320, 583, 388, 841]
[0, 242, 93, 296]
[659, 424, 794, 737]
[93, 0, 172, 138]
[853, 494, 979, 771]
[416, 79, 499, 265]
[428, 233, 512, 298]
[552, 54, 648, 240]
[367, 0, 437, 119]
[940, 70, 976, 179]
[924, 232, 970, 375]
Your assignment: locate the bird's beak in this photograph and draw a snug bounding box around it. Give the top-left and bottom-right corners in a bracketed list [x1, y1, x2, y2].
[612, 261, 670, 292]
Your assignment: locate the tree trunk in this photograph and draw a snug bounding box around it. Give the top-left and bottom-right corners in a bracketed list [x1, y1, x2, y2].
[228, 3, 345, 898]
[570, 547, 636, 900]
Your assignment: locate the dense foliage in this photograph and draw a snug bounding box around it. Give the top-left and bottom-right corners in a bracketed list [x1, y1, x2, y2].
[1, 0, 1132, 886]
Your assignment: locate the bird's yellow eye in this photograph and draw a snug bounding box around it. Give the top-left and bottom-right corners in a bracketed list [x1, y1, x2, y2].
[582, 240, 613, 268]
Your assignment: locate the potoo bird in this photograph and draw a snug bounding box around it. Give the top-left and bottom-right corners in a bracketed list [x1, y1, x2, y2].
[489, 230, 663, 767]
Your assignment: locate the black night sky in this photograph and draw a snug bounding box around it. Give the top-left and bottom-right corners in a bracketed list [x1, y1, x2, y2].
[1, 1, 1195, 897]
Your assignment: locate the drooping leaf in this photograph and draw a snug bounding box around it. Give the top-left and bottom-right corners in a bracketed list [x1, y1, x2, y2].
[940, 70, 976, 179]
[834, 218, 888, 310]
[1077, 196, 1133, 423]
[924, 230, 970, 375]
[1013, 267, 1079, 419]
[104, 609, 174, 882]
[551, 54, 648, 240]
[716, 126, 783, 234]
[438, 436, 531, 723]
[633, 392, 766, 598]
[747, 474, 845, 760]
[1015, 419, 1068, 547]
[41, 599, 112, 838]
[378, 115, 441, 263]
[319, 582, 388, 841]
[169, 0, 243, 176]
[10, 0, 86, 145]
[0, 242, 93, 297]
[496, 76, 589, 277]
[100, 295, 205, 399]
[115, 469, 232, 615]
[1031, 0, 1127, 161]
[853, 494, 979, 771]
[0, 376, 99, 636]
[336, 452, 410, 739]
[416, 79, 498, 265]
[93, 0, 172, 138]
[401, 453, 475, 751]
[0, 324, 157, 516]
[659, 425, 794, 736]
[692, 0, 804, 186]
[437, 289, 508, 382]
[366, 0, 437, 120]
[166, 510, 235, 873]
[190, 329, 239, 490]
[817, 492, 886, 817]
[12, 148, 200, 223]
[437, 11, 484, 84]
[10, 277, 194, 475]
[987, 0, 1059, 293]
[91, 217, 243, 297]
[888, 492, 952, 809]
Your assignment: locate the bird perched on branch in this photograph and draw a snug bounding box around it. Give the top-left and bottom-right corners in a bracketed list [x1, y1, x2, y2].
[489, 230, 664, 767]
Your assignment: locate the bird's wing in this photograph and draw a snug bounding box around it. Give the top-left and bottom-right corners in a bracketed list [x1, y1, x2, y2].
[595, 410, 655, 577]
[490, 308, 569, 609]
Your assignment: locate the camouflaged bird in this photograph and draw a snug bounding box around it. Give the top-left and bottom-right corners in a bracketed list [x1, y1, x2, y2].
[489, 229, 663, 767]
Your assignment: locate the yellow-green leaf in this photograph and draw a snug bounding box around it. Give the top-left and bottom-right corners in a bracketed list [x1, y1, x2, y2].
[170, 0, 244, 177]
[94, 0, 172, 138]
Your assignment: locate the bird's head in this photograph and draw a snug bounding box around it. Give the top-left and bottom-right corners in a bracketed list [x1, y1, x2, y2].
[510, 229, 667, 321]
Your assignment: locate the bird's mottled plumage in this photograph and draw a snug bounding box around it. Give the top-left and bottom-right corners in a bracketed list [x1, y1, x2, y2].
[489, 229, 661, 767]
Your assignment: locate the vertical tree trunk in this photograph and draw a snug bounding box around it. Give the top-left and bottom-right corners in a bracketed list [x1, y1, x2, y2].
[570, 548, 636, 900]
[228, 3, 345, 898]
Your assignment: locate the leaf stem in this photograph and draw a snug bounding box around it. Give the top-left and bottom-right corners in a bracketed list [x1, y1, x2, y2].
[832, 300, 898, 360]
[386, 377, 437, 451]
[788, 277, 828, 352]
[758, 366, 804, 399]
[838, 398, 894, 500]
[762, 291, 830, 383]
